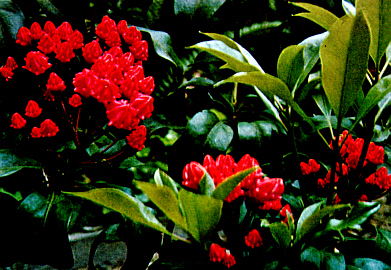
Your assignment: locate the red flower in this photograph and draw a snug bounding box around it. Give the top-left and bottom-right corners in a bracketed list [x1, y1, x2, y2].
[25, 100, 42, 118]
[182, 161, 204, 190]
[129, 40, 148, 61]
[139, 76, 155, 95]
[16, 27, 31, 46]
[120, 75, 139, 101]
[366, 142, 384, 165]
[57, 21, 73, 41]
[332, 194, 341, 204]
[43, 21, 57, 36]
[105, 30, 121, 47]
[73, 68, 98, 98]
[55, 42, 75, 62]
[47, 72, 66, 91]
[91, 53, 115, 78]
[122, 26, 141, 45]
[31, 127, 42, 138]
[106, 64, 124, 85]
[245, 229, 263, 248]
[30, 22, 43, 40]
[119, 52, 135, 72]
[126, 125, 147, 150]
[125, 65, 144, 80]
[82, 39, 103, 64]
[37, 34, 56, 54]
[107, 46, 123, 58]
[117, 20, 128, 35]
[236, 154, 261, 190]
[69, 30, 84, 49]
[280, 204, 293, 227]
[248, 177, 284, 210]
[92, 78, 121, 104]
[224, 253, 236, 268]
[23, 51, 52, 75]
[209, 244, 236, 268]
[10, 113, 26, 129]
[5, 56, 18, 70]
[359, 194, 368, 202]
[300, 159, 320, 175]
[130, 93, 154, 120]
[40, 119, 59, 137]
[106, 99, 139, 130]
[69, 94, 82, 107]
[51, 34, 61, 47]
[95, 15, 117, 40]
[0, 66, 13, 81]
[366, 167, 391, 190]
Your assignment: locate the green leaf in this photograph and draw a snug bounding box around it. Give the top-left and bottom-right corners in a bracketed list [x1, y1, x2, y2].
[179, 189, 223, 242]
[0, 149, 42, 177]
[211, 167, 258, 201]
[376, 229, 391, 254]
[301, 246, 346, 270]
[356, 0, 391, 68]
[0, 0, 24, 47]
[206, 122, 234, 151]
[137, 27, 181, 66]
[342, 0, 356, 16]
[153, 169, 179, 196]
[292, 2, 339, 30]
[238, 122, 262, 143]
[198, 169, 215, 196]
[269, 222, 291, 248]
[174, 0, 226, 19]
[134, 181, 186, 229]
[187, 110, 219, 137]
[376, 92, 391, 122]
[119, 156, 145, 169]
[353, 258, 391, 270]
[320, 11, 370, 121]
[313, 92, 333, 132]
[326, 202, 380, 231]
[65, 188, 170, 235]
[277, 45, 306, 92]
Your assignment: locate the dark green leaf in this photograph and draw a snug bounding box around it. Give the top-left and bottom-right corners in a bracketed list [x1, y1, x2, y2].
[174, 0, 226, 19]
[0, 149, 42, 177]
[119, 156, 145, 169]
[0, 0, 24, 48]
[269, 222, 291, 248]
[238, 122, 262, 143]
[179, 189, 223, 242]
[301, 246, 346, 270]
[292, 2, 339, 30]
[187, 110, 219, 137]
[206, 122, 234, 151]
[313, 92, 333, 132]
[179, 77, 215, 88]
[353, 258, 391, 270]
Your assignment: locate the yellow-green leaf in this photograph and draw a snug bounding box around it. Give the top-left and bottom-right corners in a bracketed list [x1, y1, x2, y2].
[277, 45, 305, 91]
[269, 222, 291, 248]
[292, 2, 339, 30]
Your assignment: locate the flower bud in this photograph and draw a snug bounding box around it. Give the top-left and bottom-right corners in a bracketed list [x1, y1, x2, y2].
[40, 119, 59, 137]
[245, 229, 263, 248]
[37, 34, 56, 54]
[82, 39, 103, 64]
[25, 100, 42, 118]
[105, 30, 121, 47]
[73, 68, 98, 98]
[139, 76, 154, 95]
[96, 16, 117, 40]
[30, 22, 43, 40]
[122, 26, 141, 45]
[31, 127, 42, 138]
[126, 125, 147, 151]
[47, 72, 66, 91]
[57, 21, 73, 41]
[130, 93, 154, 120]
[10, 113, 26, 129]
[129, 40, 148, 61]
[43, 21, 57, 36]
[5, 56, 18, 70]
[182, 161, 204, 190]
[120, 75, 139, 102]
[69, 94, 82, 107]
[55, 42, 75, 62]
[92, 78, 121, 104]
[23, 51, 52, 75]
[69, 30, 84, 49]
[16, 27, 31, 46]
[117, 20, 128, 35]
[106, 99, 139, 130]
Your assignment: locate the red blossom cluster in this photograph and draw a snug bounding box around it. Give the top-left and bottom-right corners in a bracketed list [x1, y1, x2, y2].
[5, 16, 154, 151]
[182, 154, 284, 210]
[244, 229, 263, 248]
[209, 243, 236, 268]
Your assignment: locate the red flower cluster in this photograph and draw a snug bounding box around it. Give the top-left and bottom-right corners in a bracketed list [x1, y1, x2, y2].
[182, 154, 284, 210]
[300, 159, 320, 175]
[209, 243, 236, 268]
[0, 56, 18, 80]
[245, 229, 263, 248]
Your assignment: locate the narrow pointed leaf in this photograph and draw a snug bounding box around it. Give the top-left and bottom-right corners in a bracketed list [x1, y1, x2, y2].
[199, 169, 215, 196]
[356, 0, 391, 68]
[65, 188, 170, 235]
[269, 222, 291, 248]
[212, 167, 258, 200]
[375, 92, 391, 122]
[292, 2, 339, 30]
[0, 149, 42, 177]
[320, 11, 370, 121]
[134, 181, 186, 229]
[179, 189, 223, 242]
[277, 45, 306, 91]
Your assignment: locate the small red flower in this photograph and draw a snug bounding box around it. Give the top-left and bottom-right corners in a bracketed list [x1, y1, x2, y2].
[359, 194, 368, 202]
[366, 167, 391, 190]
[129, 40, 148, 61]
[51, 34, 61, 47]
[118, 52, 135, 72]
[69, 30, 84, 49]
[106, 64, 124, 85]
[332, 194, 341, 204]
[5, 56, 18, 70]
[209, 244, 236, 268]
[105, 30, 121, 47]
[30, 22, 43, 40]
[300, 159, 320, 175]
[280, 204, 293, 227]
[16, 27, 31, 46]
[120, 75, 139, 101]
[31, 127, 42, 138]
[43, 21, 57, 36]
[37, 34, 56, 54]
[117, 20, 128, 35]
[25, 100, 42, 118]
[107, 46, 123, 58]
[182, 161, 204, 190]
[0, 66, 13, 81]
[57, 21, 73, 41]
[82, 39, 103, 64]
[125, 65, 144, 80]
[106, 99, 139, 130]
[55, 42, 75, 62]
[47, 72, 66, 91]
[40, 119, 59, 137]
[91, 53, 115, 78]
[126, 125, 147, 151]
[92, 78, 121, 104]
[69, 94, 82, 107]
[139, 76, 155, 95]
[73, 68, 98, 98]
[10, 113, 26, 129]
[122, 26, 141, 45]
[95, 15, 117, 40]
[23, 51, 52, 75]
[366, 142, 384, 165]
[130, 93, 154, 120]
[245, 229, 263, 248]
[248, 177, 284, 210]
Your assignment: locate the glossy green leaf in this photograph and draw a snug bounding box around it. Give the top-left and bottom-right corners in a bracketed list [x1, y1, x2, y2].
[0, 149, 42, 177]
[179, 189, 223, 242]
[65, 188, 170, 235]
[353, 258, 391, 270]
[326, 202, 380, 231]
[238, 122, 262, 143]
[187, 110, 219, 137]
[206, 122, 234, 151]
[119, 156, 145, 169]
[153, 169, 179, 196]
[320, 11, 370, 121]
[356, 0, 391, 68]
[0, 0, 24, 47]
[301, 246, 346, 270]
[198, 168, 215, 196]
[292, 2, 339, 30]
[376, 92, 391, 122]
[269, 222, 291, 248]
[211, 167, 258, 201]
[313, 92, 333, 133]
[138, 27, 181, 66]
[174, 0, 225, 19]
[375, 229, 391, 254]
[343, 0, 356, 16]
[277, 45, 305, 91]
[134, 181, 186, 229]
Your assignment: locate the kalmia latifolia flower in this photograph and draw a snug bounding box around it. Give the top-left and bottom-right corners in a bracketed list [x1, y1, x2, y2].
[120, 75, 139, 101]
[107, 46, 123, 58]
[209, 244, 236, 268]
[73, 69, 98, 98]
[365, 167, 391, 190]
[300, 159, 320, 175]
[47, 72, 66, 91]
[182, 162, 205, 189]
[69, 30, 84, 49]
[131, 93, 154, 120]
[95, 15, 117, 40]
[117, 20, 128, 35]
[43, 21, 57, 36]
[248, 177, 284, 210]
[106, 31, 121, 47]
[139, 76, 155, 95]
[37, 34, 56, 54]
[129, 40, 148, 61]
[126, 125, 147, 151]
[122, 26, 141, 45]
[25, 100, 42, 118]
[57, 21, 73, 41]
[55, 42, 75, 62]
[0, 66, 13, 80]
[69, 94, 82, 107]
[16, 27, 31, 46]
[106, 99, 140, 130]
[118, 52, 135, 72]
[30, 22, 43, 40]
[40, 119, 59, 137]
[23, 51, 52, 75]
[82, 39, 103, 63]
[92, 78, 121, 104]
[5, 57, 18, 70]
[245, 229, 263, 248]
[10, 113, 27, 129]
[31, 127, 42, 138]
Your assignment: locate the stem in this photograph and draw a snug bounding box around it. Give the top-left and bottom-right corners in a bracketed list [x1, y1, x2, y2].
[75, 107, 81, 145]
[61, 99, 73, 128]
[79, 139, 119, 165]
[231, 82, 238, 106]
